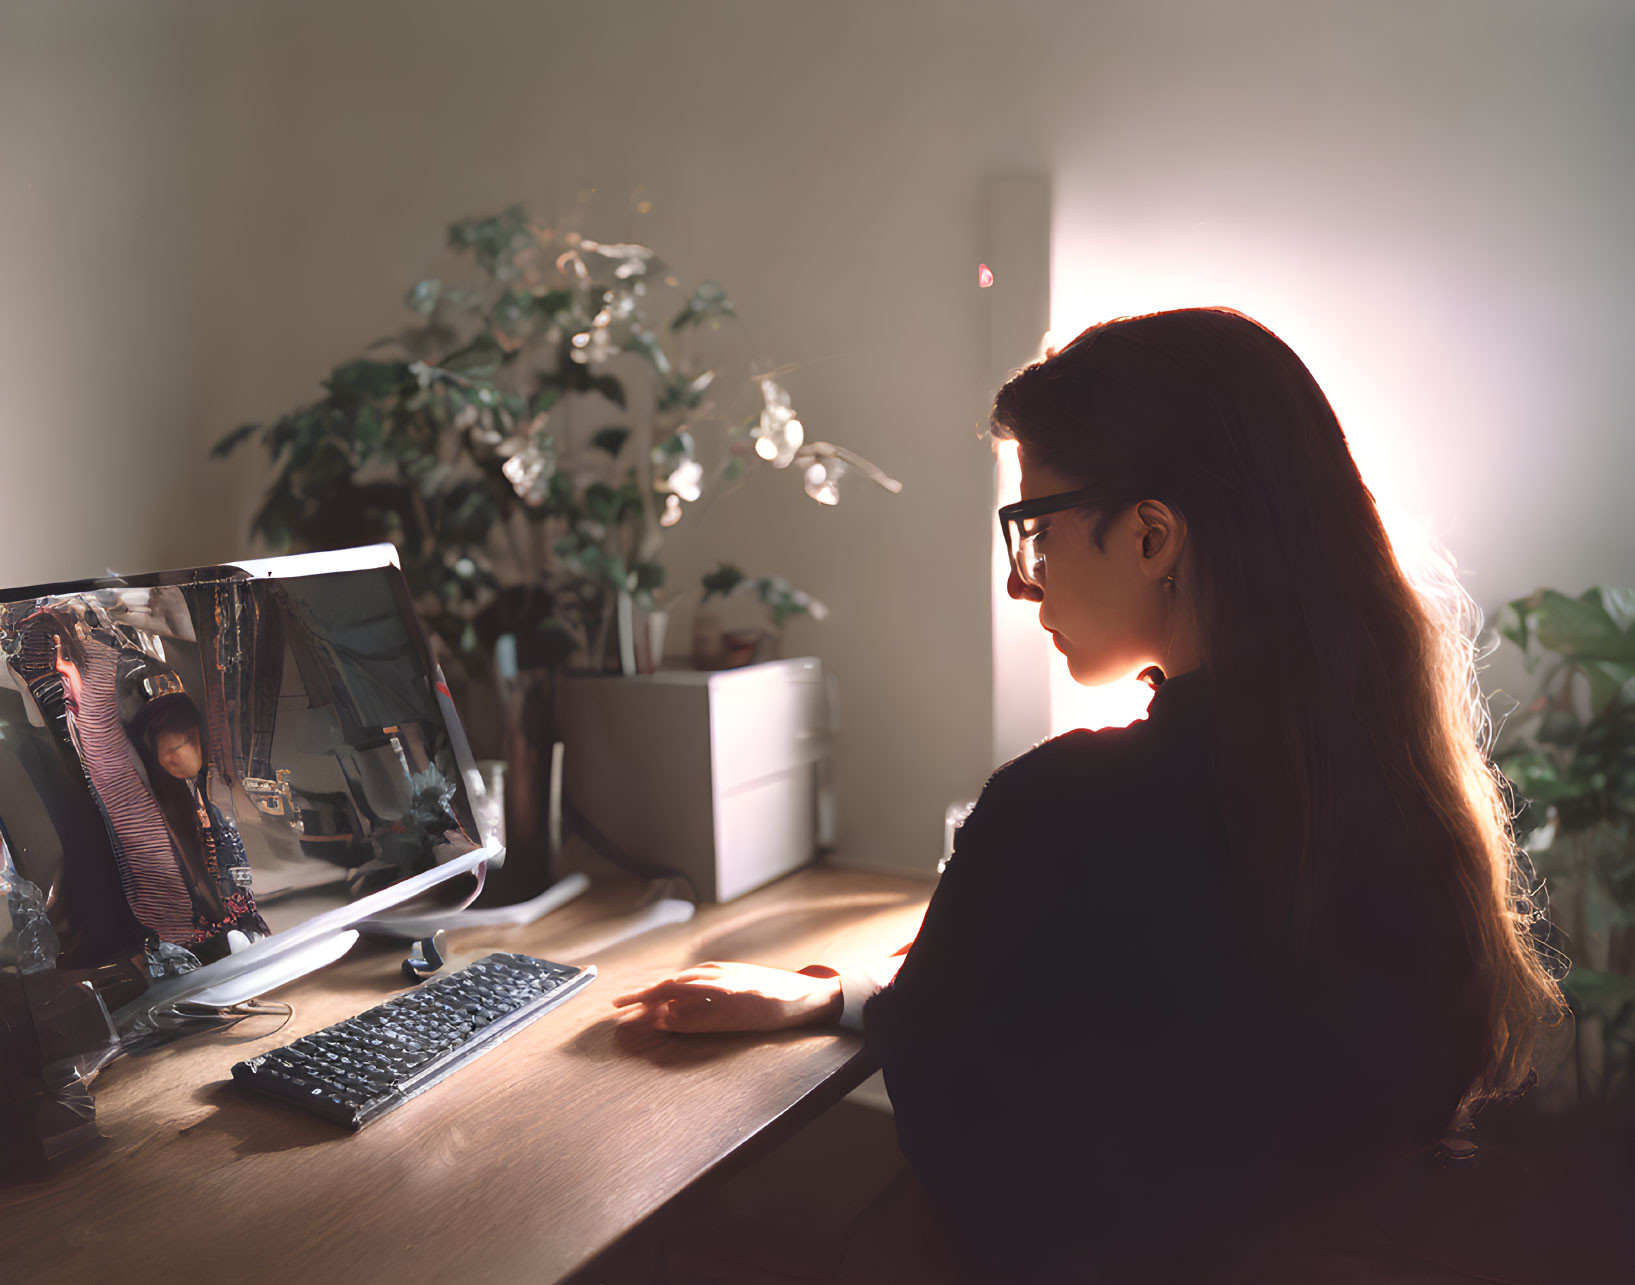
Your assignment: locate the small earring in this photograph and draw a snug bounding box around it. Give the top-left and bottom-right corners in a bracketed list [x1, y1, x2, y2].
[1163, 573, 1177, 589]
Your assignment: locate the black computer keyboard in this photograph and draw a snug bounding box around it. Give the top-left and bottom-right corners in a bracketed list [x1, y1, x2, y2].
[231, 952, 595, 1130]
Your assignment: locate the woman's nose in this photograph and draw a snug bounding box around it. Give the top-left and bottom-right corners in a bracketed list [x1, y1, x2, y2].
[1006, 567, 1042, 602]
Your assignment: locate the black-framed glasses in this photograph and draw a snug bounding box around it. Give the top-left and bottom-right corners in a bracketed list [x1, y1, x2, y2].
[999, 486, 1108, 590]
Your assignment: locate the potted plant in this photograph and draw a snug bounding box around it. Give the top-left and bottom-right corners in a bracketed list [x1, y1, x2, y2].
[213, 203, 900, 753]
[1490, 585, 1635, 1103]
[689, 563, 829, 670]
[213, 203, 901, 902]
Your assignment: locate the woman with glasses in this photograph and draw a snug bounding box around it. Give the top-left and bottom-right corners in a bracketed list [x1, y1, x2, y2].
[612, 308, 1569, 1282]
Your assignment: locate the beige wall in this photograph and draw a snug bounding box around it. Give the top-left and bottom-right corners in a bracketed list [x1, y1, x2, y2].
[2, 1, 1631, 875]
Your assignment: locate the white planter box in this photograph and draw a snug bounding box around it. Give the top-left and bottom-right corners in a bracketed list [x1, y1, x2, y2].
[553, 658, 836, 902]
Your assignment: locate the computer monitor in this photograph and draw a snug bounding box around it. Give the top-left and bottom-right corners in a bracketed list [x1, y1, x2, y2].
[0, 544, 493, 1040]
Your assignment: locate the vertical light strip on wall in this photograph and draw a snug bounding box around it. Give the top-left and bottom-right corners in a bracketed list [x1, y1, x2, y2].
[985, 177, 1054, 766]
[987, 178, 1159, 757]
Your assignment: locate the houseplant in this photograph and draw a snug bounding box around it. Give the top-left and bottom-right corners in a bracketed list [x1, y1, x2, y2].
[1490, 585, 1635, 1102]
[213, 203, 900, 753]
[690, 563, 829, 669]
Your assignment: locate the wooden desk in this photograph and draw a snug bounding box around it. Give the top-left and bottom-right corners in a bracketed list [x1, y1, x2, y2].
[5, 862, 932, 1285]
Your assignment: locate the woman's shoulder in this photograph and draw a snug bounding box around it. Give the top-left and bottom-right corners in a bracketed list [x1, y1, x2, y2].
[948, 724, 1166, 870]
[983, 718, 1157, 807]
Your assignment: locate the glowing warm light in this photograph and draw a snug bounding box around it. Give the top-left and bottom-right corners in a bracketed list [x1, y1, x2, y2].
[666, 459, 703, 502]
[1047, 225, 1436, 581]
[1034, 227, 1455, 732]
[755, 382, 805, 467]
[978, 264, 994, 288]
[804, 458, 845, 505]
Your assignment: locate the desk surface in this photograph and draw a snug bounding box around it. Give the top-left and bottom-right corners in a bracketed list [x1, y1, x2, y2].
[5, 862, 931, 1285]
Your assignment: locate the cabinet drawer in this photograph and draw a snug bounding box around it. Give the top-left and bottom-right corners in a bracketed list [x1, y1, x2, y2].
[708, 659, 830, 792]
[715, 767, 817, 902]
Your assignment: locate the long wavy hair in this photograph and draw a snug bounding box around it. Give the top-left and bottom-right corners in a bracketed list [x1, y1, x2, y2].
[989, 307, 1568, 1133]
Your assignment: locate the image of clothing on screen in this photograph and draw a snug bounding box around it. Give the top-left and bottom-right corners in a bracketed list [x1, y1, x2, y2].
[0, 611, 148, 972]
[36, 611, 257, 955]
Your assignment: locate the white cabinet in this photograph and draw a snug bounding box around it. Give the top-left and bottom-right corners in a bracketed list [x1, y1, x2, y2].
[553, 658, 836, 902]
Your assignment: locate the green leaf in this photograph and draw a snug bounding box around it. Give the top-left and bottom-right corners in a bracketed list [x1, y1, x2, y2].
[534, 289, 574, 322]
[702, 563, 745, 601]
[440, 331, 505, 378]
[1499, 749, 1592, 806]
[591, 428, 631, 457]
[292, 440, 353, 494]
[1536, 710, 1582, 747]
[1563, 968, 1635, 1024]
[626, 327, 672, 378]
[1496, 598, 1530, 654]
[1584, 660, 1635, 718]
[447, 205, 532, 278]
[659, 368, 715, 412]
[277, 411, 324, 471]
[755, 575, 817, 630]
[492, 289, 536, 336]
[1597, 588, 1635, 632]
[554, 341, 627, 404]
[212, 421, 260, 459]
[250, 477, 298, 550]
[439, 478, 499, 544]
[583, 483, 620, 524]
[352, 407, 384, 455]
[325, 359, 412, 402]
[405, 278, 442, 315]
[653, 432, 690, 462]
[632, 562, 666, 592]
[669, 280, 736, 332]
[1537, 589, 1635, 663]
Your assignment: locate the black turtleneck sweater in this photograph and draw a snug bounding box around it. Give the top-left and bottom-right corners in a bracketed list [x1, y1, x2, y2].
[861, 666, 1482, 1282]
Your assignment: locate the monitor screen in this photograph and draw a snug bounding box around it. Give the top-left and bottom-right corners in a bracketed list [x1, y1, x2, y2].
[0, 549, 485, 1018]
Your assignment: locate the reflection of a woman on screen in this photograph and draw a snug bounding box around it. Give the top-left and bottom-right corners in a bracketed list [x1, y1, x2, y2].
[128, 694, 269, 954]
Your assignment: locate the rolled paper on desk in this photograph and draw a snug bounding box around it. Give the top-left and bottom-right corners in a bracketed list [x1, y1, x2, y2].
[561, 898, 697, 960]
[358, 871, 593, 939]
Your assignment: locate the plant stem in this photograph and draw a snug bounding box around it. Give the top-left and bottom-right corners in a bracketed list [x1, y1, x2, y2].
[591, 592, 614, 672]
[633, 389, 659, 563]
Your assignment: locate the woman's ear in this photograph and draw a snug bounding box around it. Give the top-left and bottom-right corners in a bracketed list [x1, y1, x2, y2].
[1135, 500, 1186, 578]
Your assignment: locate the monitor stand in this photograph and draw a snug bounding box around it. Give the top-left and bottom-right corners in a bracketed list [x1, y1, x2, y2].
[181, 931, 360, 1009]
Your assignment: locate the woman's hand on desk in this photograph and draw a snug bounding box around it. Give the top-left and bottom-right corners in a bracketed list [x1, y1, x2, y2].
[611, 961, 843, 1033]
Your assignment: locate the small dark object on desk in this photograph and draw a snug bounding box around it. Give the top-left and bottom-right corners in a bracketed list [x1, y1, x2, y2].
[231, 952, 595, 1130]
[402, 929, 450, 982]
